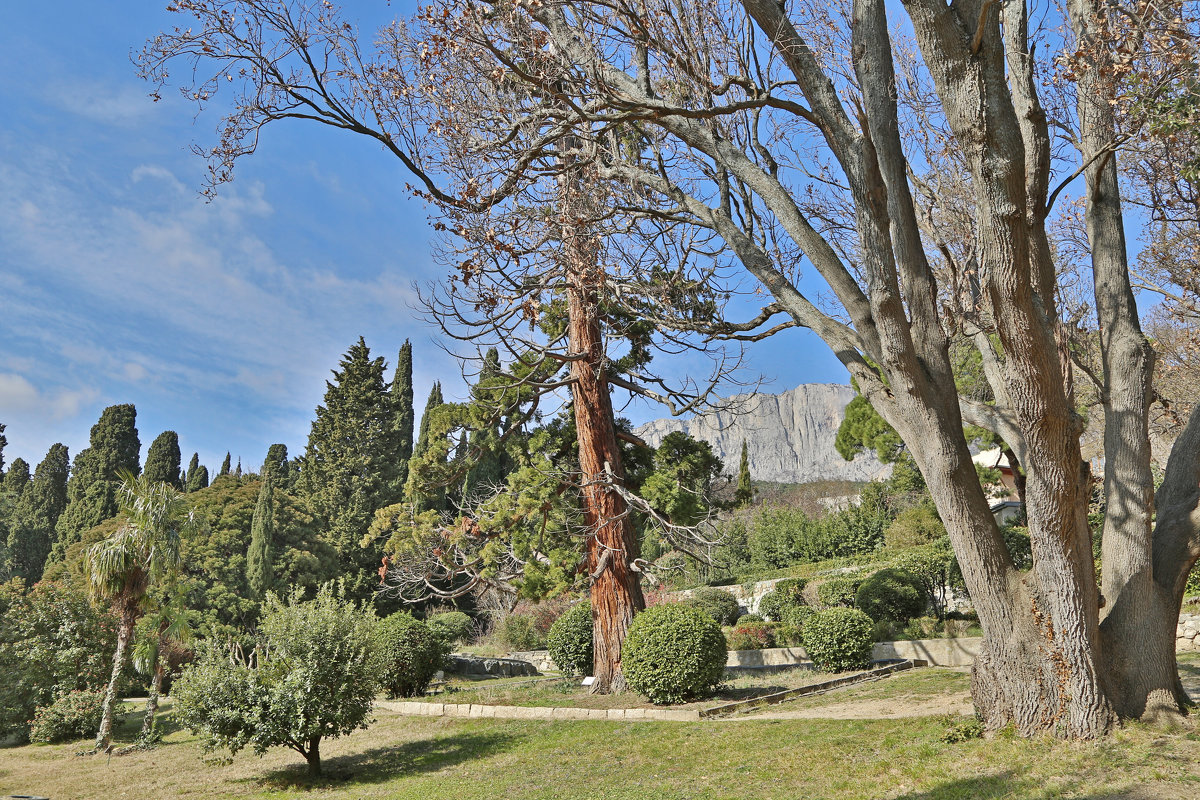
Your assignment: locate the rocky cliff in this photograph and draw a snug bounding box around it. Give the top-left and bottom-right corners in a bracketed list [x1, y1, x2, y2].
[634, 383, 891, 484]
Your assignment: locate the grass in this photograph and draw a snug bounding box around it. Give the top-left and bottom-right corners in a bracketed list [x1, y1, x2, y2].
[438, 667, 856, 711]
[3, 696, 1200, 799]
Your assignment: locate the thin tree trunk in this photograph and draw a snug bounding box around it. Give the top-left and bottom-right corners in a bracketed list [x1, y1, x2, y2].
[95, 613, 134, 751]
[140, 662, 164, 740]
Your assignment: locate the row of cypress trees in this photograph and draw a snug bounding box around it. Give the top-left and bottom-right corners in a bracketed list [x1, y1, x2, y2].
[0, 338, 441, 601]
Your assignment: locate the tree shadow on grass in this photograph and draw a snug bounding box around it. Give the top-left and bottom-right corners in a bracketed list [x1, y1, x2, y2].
[891, 773, 1166, 800]
[248, 730, 520, 790]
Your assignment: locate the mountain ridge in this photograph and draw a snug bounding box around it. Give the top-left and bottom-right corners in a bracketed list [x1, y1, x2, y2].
[634, 383, 890, 484]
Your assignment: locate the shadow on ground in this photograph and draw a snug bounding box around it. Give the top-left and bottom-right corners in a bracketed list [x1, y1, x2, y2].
[891, 774, 1187, 800]
[250, 730, 520, 789]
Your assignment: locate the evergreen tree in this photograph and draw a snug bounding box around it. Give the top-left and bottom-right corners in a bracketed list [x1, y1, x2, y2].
[185, 453, 210, 492]
[54, 404, 140, 559]
[143, 431, 183, 488]
[2, 458, 30, 499]
[735, 440, 754, 507]
[219, 452, 232, 477]
[462, 349, 510, 502]
[246, 470, 274, 597]
[263, 444, 292, 488]
[413, 382, 444, 460]
[390, 340, 415, 493]
[184, 453, 200, 491]
[234, 458, 242, 480]
[0, 422, 6, 476]
[8, 443, 69, 582]
[298, 338, 406, 600]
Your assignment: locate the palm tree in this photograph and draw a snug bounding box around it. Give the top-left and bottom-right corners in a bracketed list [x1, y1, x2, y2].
[131, 589, 194, 742]
[88, 470, 198, 751]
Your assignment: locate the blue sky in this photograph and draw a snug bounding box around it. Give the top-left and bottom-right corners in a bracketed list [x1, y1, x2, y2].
[0, 1, 848, 474]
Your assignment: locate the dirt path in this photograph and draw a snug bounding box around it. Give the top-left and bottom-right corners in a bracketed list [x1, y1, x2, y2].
[727, 691, 974, 720]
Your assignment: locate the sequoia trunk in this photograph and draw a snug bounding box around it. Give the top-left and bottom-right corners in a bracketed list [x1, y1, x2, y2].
[567, 278, 645, 693]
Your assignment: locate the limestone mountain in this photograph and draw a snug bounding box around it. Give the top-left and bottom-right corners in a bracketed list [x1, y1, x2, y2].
[634, 384, 890, 485]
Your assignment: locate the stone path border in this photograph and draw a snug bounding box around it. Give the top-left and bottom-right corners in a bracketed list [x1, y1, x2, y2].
[699, 658, 925, 718]
[378, 659, 925, 723]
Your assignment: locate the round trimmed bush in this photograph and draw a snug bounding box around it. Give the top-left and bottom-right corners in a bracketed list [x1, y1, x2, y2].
[623, 603, 728, 704]
[803, 608, 875, 672]
[30, 689, 107, 744]
[781, 603, 816, 629]
[495, 613, 543, 651]
[735, 613, 764, 625]
[374, 613, 447, 698]
[688, 587, 741, 626]
[427, 611, 474, 646]
[855, 568, 927, 623]
[547, 601, 593, 676]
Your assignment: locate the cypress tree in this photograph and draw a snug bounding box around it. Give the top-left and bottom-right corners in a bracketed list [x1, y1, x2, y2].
[0, 422, 6, 476]
[298, 338, 406, 600]
[54, 404, 140, 557]
[390, 340, 415, 493]
[413, 381, 444, 460]
[735, 440, 754, 507]
[263, 444, 291, 488]
[185, 453, 210, 492]
[8, 443, 69, 582]
[462, 349, 510, 501]
[143, 431, 183, 488]
[219, 452, 232, 477]
[234, 458, 242, 480]
[2, 458, 30, 499]
[246, 470, 275, 597]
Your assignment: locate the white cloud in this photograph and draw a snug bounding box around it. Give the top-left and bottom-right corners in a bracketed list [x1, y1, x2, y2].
[48, 81, 155, 128]
[0, 373, 98, 419]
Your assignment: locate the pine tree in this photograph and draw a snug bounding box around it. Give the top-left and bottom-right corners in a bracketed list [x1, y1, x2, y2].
[298, 338, 406, 600]
[8, 443, 69, 582]
[54, 404, 141, 559]
[219, 452, 232, 477]
[246, 470, 275, 597]
[390, 340, 415, 493]
[143, 431, 183, 488]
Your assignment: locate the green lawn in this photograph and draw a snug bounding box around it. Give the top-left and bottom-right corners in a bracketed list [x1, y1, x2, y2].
[2, 688, 1199, 799]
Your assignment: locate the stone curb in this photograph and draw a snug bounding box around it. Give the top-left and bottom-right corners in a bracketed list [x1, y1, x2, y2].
[699, 658, 926, 719]
[377, 700, 701, 722]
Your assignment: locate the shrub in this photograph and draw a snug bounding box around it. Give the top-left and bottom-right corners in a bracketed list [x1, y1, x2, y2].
[547, 601, 593, 676]
[780, 603, 816, 630]
[816, 576, 861, 608]
[173, 586, 378, 777]
[623, 604, 728, 704]
[495, 613, 544, 651]
[940, 716, 984, 743]
[688, 587, 741, 626]
[427, 611, 474, 646]
[803, 608, 875, 672]
[735, 613, 764, 625]
[727, 621, 777, 651]
[775, 623, 803, 647]
[29, 689, 107, 744]
[375, 612, 448, 698]
[758, 577, 807, 621]
[884, 504, 945, 549]
[855, 568, 927, 623]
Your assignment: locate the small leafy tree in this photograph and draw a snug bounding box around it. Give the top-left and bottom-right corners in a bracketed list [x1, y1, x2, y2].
[172, 585, 377, 777]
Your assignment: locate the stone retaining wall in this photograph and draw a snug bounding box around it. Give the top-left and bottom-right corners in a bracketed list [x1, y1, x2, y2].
[1179, 612, 1200, 651]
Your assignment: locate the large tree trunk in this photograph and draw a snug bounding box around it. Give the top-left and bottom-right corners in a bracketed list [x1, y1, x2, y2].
[567, 276, 645, 693]
[95, 612, 134, 751]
